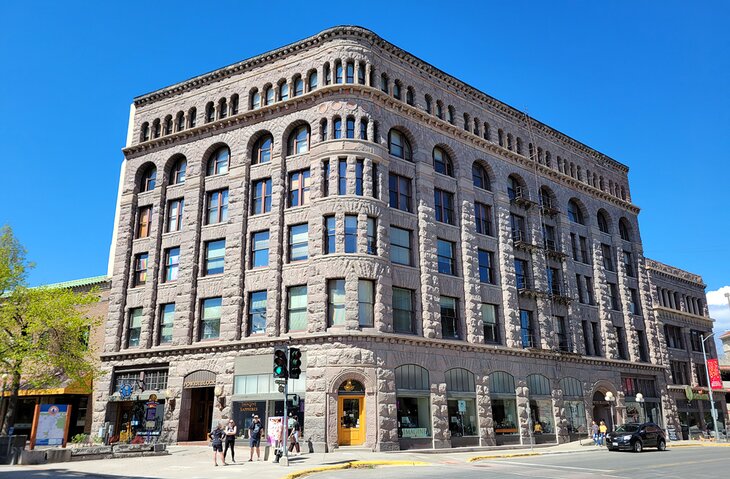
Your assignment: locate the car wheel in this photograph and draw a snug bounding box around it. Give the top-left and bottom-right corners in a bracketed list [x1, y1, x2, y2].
[657, 440, 666, 451]
[633, 440, 643, 453]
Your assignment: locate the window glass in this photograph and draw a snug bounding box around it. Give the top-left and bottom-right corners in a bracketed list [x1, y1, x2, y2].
[128, 308, 143, 347]
[207, 148, 229, 176]
[388, 130, 412, 161]
[437, 239, 455, 275]
[288, 286, 308, 331]
[358, 280, 374, 327]
[254, 136, 272, 164]
[338, 159, 347, 195]
[252, 179, 272, 214]
[366, 217, 377, 255]
[389, 174, 412, 212]
[324, 216, 336, 254]
[164, 247, 180, 282]
[134, 253, 148, 287]
[251, 231, 269, 268]
[434, 189, 455, 224]
[482, 303, 498, 343]
[344, 215, 358, 253]
[355, 159, 364, 195]
[333, 118, 342, 139]
[136, 206, 152, 238]
[206, 189, 228, 224]
[308, 71, 318, 90]
[201, 297, 222, 340]
[205, 239, 225, 275]
[390, 226, 411, 265]
[393, 287, 414, 333]
[289, 170, 311, 207]
[279, 83, 289, 101]
[248, 291, 267, 335]
[440, 296, 459, 339]
[478, 249, 493, 283]
[288, 125, 309, 155]
[172, 159, 187, 184]
[160, 303, 174, 344]
[520, 310, 534, 347]
[433, 147, 453, 176]
[289, 224, 309, 262]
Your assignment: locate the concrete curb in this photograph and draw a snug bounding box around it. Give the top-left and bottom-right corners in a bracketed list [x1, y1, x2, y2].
[467, 452, 541, 463]
[281, 460, 430, 479]
[668, 443, 730, 448]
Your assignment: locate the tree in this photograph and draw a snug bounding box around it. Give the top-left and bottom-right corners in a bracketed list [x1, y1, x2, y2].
[0, 225, 100, 434]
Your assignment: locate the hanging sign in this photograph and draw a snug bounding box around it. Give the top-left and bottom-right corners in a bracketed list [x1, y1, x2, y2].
[707, 359, 722, 390]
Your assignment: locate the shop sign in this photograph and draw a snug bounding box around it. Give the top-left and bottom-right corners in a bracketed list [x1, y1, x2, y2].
[457, 400, 467, 413]
[707, 359, 722, 389]
[232, 401, 267, 437]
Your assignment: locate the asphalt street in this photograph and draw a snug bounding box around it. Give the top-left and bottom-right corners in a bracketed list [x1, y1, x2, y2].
[315, 448, 729, 479]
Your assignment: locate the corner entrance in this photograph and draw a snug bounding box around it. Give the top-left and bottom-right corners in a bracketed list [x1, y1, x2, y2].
[337, 380, 365, 446]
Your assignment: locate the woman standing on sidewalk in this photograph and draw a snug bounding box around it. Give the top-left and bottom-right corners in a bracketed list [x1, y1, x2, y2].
[223, 419, 237, 463]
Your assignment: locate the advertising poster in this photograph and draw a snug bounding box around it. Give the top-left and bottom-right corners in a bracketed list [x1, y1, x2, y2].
[707, 359, 722, 390]
[267, 416, 284, 445]
[30, 404, 72, 449]
[232, 401, 266, 437]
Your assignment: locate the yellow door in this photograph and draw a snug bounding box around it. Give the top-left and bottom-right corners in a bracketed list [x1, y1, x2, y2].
[338, 395, 365, 445]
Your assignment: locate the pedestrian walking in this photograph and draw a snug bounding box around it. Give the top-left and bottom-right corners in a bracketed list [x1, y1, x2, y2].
[209, 421, 226, 466]
[598, 420, 608, 446]
[591, 420, 600, 446]
[223, 419, 237, 463]
[288, 415, 301, 455]
[248, 415, 264, 461]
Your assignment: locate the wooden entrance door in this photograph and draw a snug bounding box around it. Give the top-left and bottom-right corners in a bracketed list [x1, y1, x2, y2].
[189, 387, 215, 440]
[338, 395, 365, 445]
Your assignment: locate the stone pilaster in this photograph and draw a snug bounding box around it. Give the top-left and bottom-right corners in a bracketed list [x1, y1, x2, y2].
[495, 198, 520, 348]
[476, 374, 496, 446]
[460, 201, 484, 344]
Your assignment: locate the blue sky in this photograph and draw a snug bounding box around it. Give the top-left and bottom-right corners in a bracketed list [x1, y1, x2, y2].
[1, 1, 729, 337]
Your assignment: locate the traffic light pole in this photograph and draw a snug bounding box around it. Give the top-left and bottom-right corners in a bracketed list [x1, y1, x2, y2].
[282, 346, 289, 466]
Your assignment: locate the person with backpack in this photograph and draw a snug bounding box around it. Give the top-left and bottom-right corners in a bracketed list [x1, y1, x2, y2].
[209, 421, 226, 466]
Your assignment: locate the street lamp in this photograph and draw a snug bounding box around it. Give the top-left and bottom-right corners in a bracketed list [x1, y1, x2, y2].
[701, 333, 720, 442]
[605, 391, 616, 431]
[635, 393, 645, 422]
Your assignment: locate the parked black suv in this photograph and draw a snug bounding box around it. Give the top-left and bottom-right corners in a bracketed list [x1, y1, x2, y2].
[606, 422, 667, 452]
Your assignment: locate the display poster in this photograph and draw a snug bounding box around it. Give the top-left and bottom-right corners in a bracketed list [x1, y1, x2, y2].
[666, 427, 679, 441]
[267, 416, 284, 445]
[707, 359, 722, 389]
[30, 404, 72, 449]
[232, 401, 267, 438]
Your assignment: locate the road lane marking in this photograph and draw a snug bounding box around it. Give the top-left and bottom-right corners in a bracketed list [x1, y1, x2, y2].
[494, 460, 615, 473]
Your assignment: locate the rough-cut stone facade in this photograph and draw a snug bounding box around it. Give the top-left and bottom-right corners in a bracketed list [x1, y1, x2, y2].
[93, 26, 717, 451]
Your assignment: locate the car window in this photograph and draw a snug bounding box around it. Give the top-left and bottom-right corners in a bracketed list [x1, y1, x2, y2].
[615, 424, 639, 432]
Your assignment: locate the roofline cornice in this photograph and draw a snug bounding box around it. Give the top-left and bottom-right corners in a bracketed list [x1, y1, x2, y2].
[124, 84, 640, 214]
[645, 258, 706, 287]
[132, 25, 629, 175]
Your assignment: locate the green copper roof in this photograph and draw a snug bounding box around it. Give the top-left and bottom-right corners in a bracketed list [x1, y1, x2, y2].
[34, 275, 110, 290]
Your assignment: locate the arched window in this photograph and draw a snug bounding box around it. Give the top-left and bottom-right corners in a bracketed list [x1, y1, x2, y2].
[250, 89, 261, 109]
[293, 76, 304, 96]
[140, 122, 150, 142]
[333, 117, 342, 139]
[163, 115, 173, 135]
[488, 371, 515, 394]
[527, 374, 551, 396]
[140, 165, 157, 192]
[175, 111, 185, 132]
[619, 218, 632, 241]
[253, 135, 273, 164]
[357, 61, 366, 84]
[345, 117, 355, 139]
[188, 107, 197, 128]
[279, 82, 289, 101]
[207, 147, 230, 176]
[335, 61, 343, 83]
[218, 98, 227, 119]
[380, 73, 388, 93]
[448, 105, 455, 124]
[436, 101, 444, 119]
[323, 63, 331, 85]
[463, 113, 470, 131]
[506, 133, 513, 150]
[559, 377, 583, 397]
[425, 95, 432, 114]
[152, 119, 161, 138]
[287, 125, 310, 156]
[345, 61, 354, 83]
[230, 94, 239, 115]
[516, 137, 523, 155]
[264, 86, 274, 105]
[308, 70, 318, 91]
[473, 118, 480, 136]
[359, 118, 368, 140]
[567, 199, 585, 225]
[393, 80, 401, 100]
[171, 158, 187, 185]
[484, 122, 490, 141]
[320, 119, 328, 141]
[597, 210, 610, 234]
[205, 102, 215, 122]
[395, 364, 429, 391]
[388, 129, 412, 161]
[445, 368, 475, 393]
[338, 379, 365, 394]
[433, 147, 453, 177]
[472, 162, 490, 190]
[406, 87, 414, 106]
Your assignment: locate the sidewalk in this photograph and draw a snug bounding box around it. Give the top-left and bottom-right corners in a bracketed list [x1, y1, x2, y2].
[0, 439, 726, 479]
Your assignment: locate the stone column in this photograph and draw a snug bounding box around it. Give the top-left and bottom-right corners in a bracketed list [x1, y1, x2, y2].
[516, 381, 530, 444]
[460, 201, 484, 344]
[495, 197, 520, 348]
[417, 199, 441, 339]
[552, 387, 569, 443]
[431, 381, 451, 448]
[476, 373, 496, 446]
[376, 367, 399, 451]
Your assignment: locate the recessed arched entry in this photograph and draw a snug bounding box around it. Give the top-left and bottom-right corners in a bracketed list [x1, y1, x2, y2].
[337, 380, 365, 446]
[179, 369, 216, 441]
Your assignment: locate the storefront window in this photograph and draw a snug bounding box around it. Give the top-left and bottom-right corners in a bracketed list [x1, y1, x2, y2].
[397, 397, 430, 438]
[492, 398, 518, 435]
[564, 400, 586, 435]
[447, 399, 477, 436]
[529, 399, 554, 434]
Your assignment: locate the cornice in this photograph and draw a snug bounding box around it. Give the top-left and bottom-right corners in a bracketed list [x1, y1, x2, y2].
[131, 25, 628, 175]
[654, 306, 714, 327]
[645, 258, 706, 287]
[100, 331, 666, 373]
[124, 84, 640, 214]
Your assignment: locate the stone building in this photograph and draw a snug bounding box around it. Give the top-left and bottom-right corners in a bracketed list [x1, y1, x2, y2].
[94, 26, 699, 450]
[645, 260, 725, 435]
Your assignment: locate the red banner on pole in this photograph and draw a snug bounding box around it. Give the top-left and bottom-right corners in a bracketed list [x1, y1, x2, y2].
[707, 359, 722, 390]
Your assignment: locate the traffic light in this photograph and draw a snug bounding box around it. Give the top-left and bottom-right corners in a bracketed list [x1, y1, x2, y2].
[274, 348, 288, 378]
[289, 348, 302, 379]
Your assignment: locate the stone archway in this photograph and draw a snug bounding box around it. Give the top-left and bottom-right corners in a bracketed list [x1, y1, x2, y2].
[178, 370, 217, 441]
[591, 380, 619, 432]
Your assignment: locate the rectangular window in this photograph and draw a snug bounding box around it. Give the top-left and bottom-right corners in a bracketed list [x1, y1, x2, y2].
[355, 159, 364, 196]
[579, 236, 590, 264]
[163, 247, 180, 282]
[201, 297, 222, 340]
[543, 224, 557, 251]
[127, 308, 142, 348]
[585, 276, 595, 305]
[591, 322, 602, 356]
[437, 239, 456, 275]
[133, 253, 148, 287]
[344, 215, 358, 253]
[366, 217, 377, 255]
[601, 244, 614, 271]
[166, 199, 184, 232]
[474, 202, 492, 236]
[204, 239, 225, 275]
[623, 251, 635, 277]
[324, 216, 336, 254]
[671, 361, 689, 385]
[637, 330, 649, 361]
[252, 179, 272, 214]
[388, 173, 412, 212]
[696, 363, 708, 387]
[515, 259, 529, 289]
[434, 189, 455, 225]
[288, 224, 309, 262]
[582, 320, 592, 355]
[371, 163, 378, 198]
[338, 159, 347, 195]
[547, 267, 561, 295]
[251, 230, 269, 268]
[206, 189, 229, 224]
[390, 226, 412, 265]
[576, 274, 585, 303]
[289, 170, 311, 207]
[440, 296, 459, 339]
[519, 310, 534, 348]
[570, 233, 579, 261]
[393, 287, 414, 334]
[358, 279, 375, 327]
[555, 316, 570, 352]
[322, 160, 330, 196]
[159, 303, 174, 344]
[478, 249, 494, 284]
[482, 303, 499, 344]
[690, 330, 703, 352]
[510, 214, 526, 242]
[609, 282, 621, 311]
[629, 288, 641, 315]
[288, 286, 308, 331]
[248, 291, 267, 335]
[665, 324, 685, 350]
[616, 326, 628, 360]
[136, 206, 152, 238]
[327, 279, 346, 326]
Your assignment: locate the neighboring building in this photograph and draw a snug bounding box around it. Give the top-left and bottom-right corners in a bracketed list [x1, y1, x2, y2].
[646, 260, 726, 433]
[0, 275, 110, 440]
[95, 26, 693, 451]
[720, 331, 730, 422]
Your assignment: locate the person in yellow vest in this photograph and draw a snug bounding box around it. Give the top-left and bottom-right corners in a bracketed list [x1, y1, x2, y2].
[598, 420, 608, 446]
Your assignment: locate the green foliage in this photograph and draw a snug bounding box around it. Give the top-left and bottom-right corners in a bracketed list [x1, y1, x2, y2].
[0, 225, 31, 296]
[71, 433, 88, 444]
